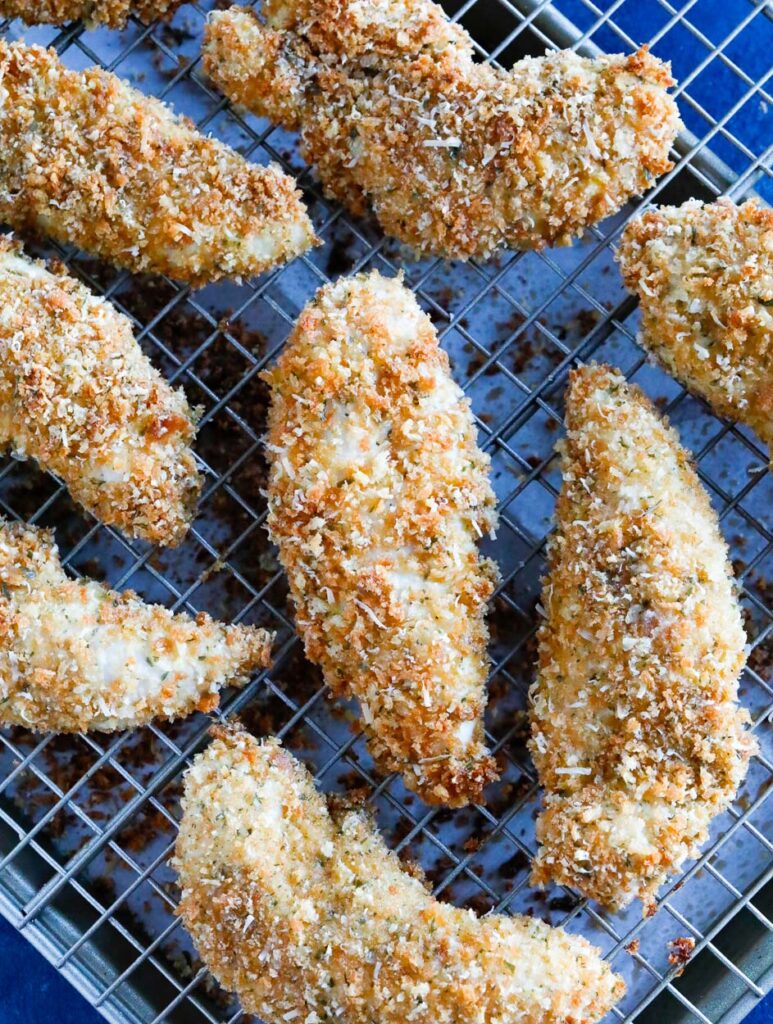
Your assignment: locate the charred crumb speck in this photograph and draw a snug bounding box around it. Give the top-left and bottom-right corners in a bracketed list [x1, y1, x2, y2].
[497, 849, 530, 879]
[667, 936, 696, 974]
[575, 309, 601, 337]
[324, 228, 359, 277]
[548, 893, 580, 913]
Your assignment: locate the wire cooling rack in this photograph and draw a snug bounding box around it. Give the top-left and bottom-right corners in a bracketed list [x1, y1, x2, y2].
[0, 1, 771, 1022]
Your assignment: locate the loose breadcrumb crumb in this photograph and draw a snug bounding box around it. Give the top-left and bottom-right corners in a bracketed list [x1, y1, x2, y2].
[618, 198, 773, 467]
[0, 238, 201, 546]
[263, 271, 499, 807]
[529, 364, 755, 912]
[203, 0, 681, 260]
[174, 724, 625, 1024]
[0, 519, 273, 731]
[0, 40, 316, 286]
[0, 0, 184, 27]
[667, 936, 696, 974]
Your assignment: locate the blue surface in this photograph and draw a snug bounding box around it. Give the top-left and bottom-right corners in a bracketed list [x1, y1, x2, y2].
[0, 914, 103, 1023]
[0, 0, 770, 1022]
[746, 1000, 773, 1024]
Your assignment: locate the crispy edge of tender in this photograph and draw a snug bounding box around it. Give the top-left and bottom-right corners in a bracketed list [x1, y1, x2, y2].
[0, 0, 184, 27]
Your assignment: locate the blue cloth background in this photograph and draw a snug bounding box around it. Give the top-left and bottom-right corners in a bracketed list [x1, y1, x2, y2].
[0, 0, 770, 1021]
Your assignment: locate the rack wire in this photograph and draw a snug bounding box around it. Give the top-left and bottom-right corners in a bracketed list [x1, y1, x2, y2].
[0, 0, 770, 1022]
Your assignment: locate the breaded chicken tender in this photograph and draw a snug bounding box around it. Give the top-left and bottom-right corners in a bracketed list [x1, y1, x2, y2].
[203, 0, 681, 260]
[0, 0, 184, 27]
[0, 41, 316, 287]
[0, 239, 201, 546]
[618, 198, 773, 466]
[174, 724, 624, 1024]
[529, 365, 754, 912]
[263, 272, 498, 806]
[0, 519, 272, 732]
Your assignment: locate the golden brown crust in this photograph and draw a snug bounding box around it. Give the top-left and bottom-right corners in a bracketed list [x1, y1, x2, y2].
[0, 41, 316, 286]
[617, 198, 773, 466]
[174, 724, 624, 1024]
[263, 272, 499, 806]
[529, 365, 754, 912]
[203, 1, 681, 260]
[0, 0, 184, 27]
[0, 238, 201, 546]
[0, 520, 273, 732]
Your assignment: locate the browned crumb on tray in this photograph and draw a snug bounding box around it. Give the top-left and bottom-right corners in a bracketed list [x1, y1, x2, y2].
[667, 936, 696, 974]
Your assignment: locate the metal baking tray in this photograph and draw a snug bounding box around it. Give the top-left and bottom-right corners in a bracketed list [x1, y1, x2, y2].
[0, 1, 770, 1022]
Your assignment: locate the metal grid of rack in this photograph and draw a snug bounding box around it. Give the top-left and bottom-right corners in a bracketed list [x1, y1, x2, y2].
[0, 0, 770, 1022]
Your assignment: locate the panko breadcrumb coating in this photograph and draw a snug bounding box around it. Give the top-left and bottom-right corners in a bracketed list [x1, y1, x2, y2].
[0, 239, 201, 546]
[529, 365, 754, 912]
[174, 724, 625, 1024]
[617, 198, 773, 467]
[263, 272, 499, 807]
[0, 0, 184, 28]
[0, 519, 273, 732]
[203, 0, 681, 260]
[0, 41, 316, 287]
